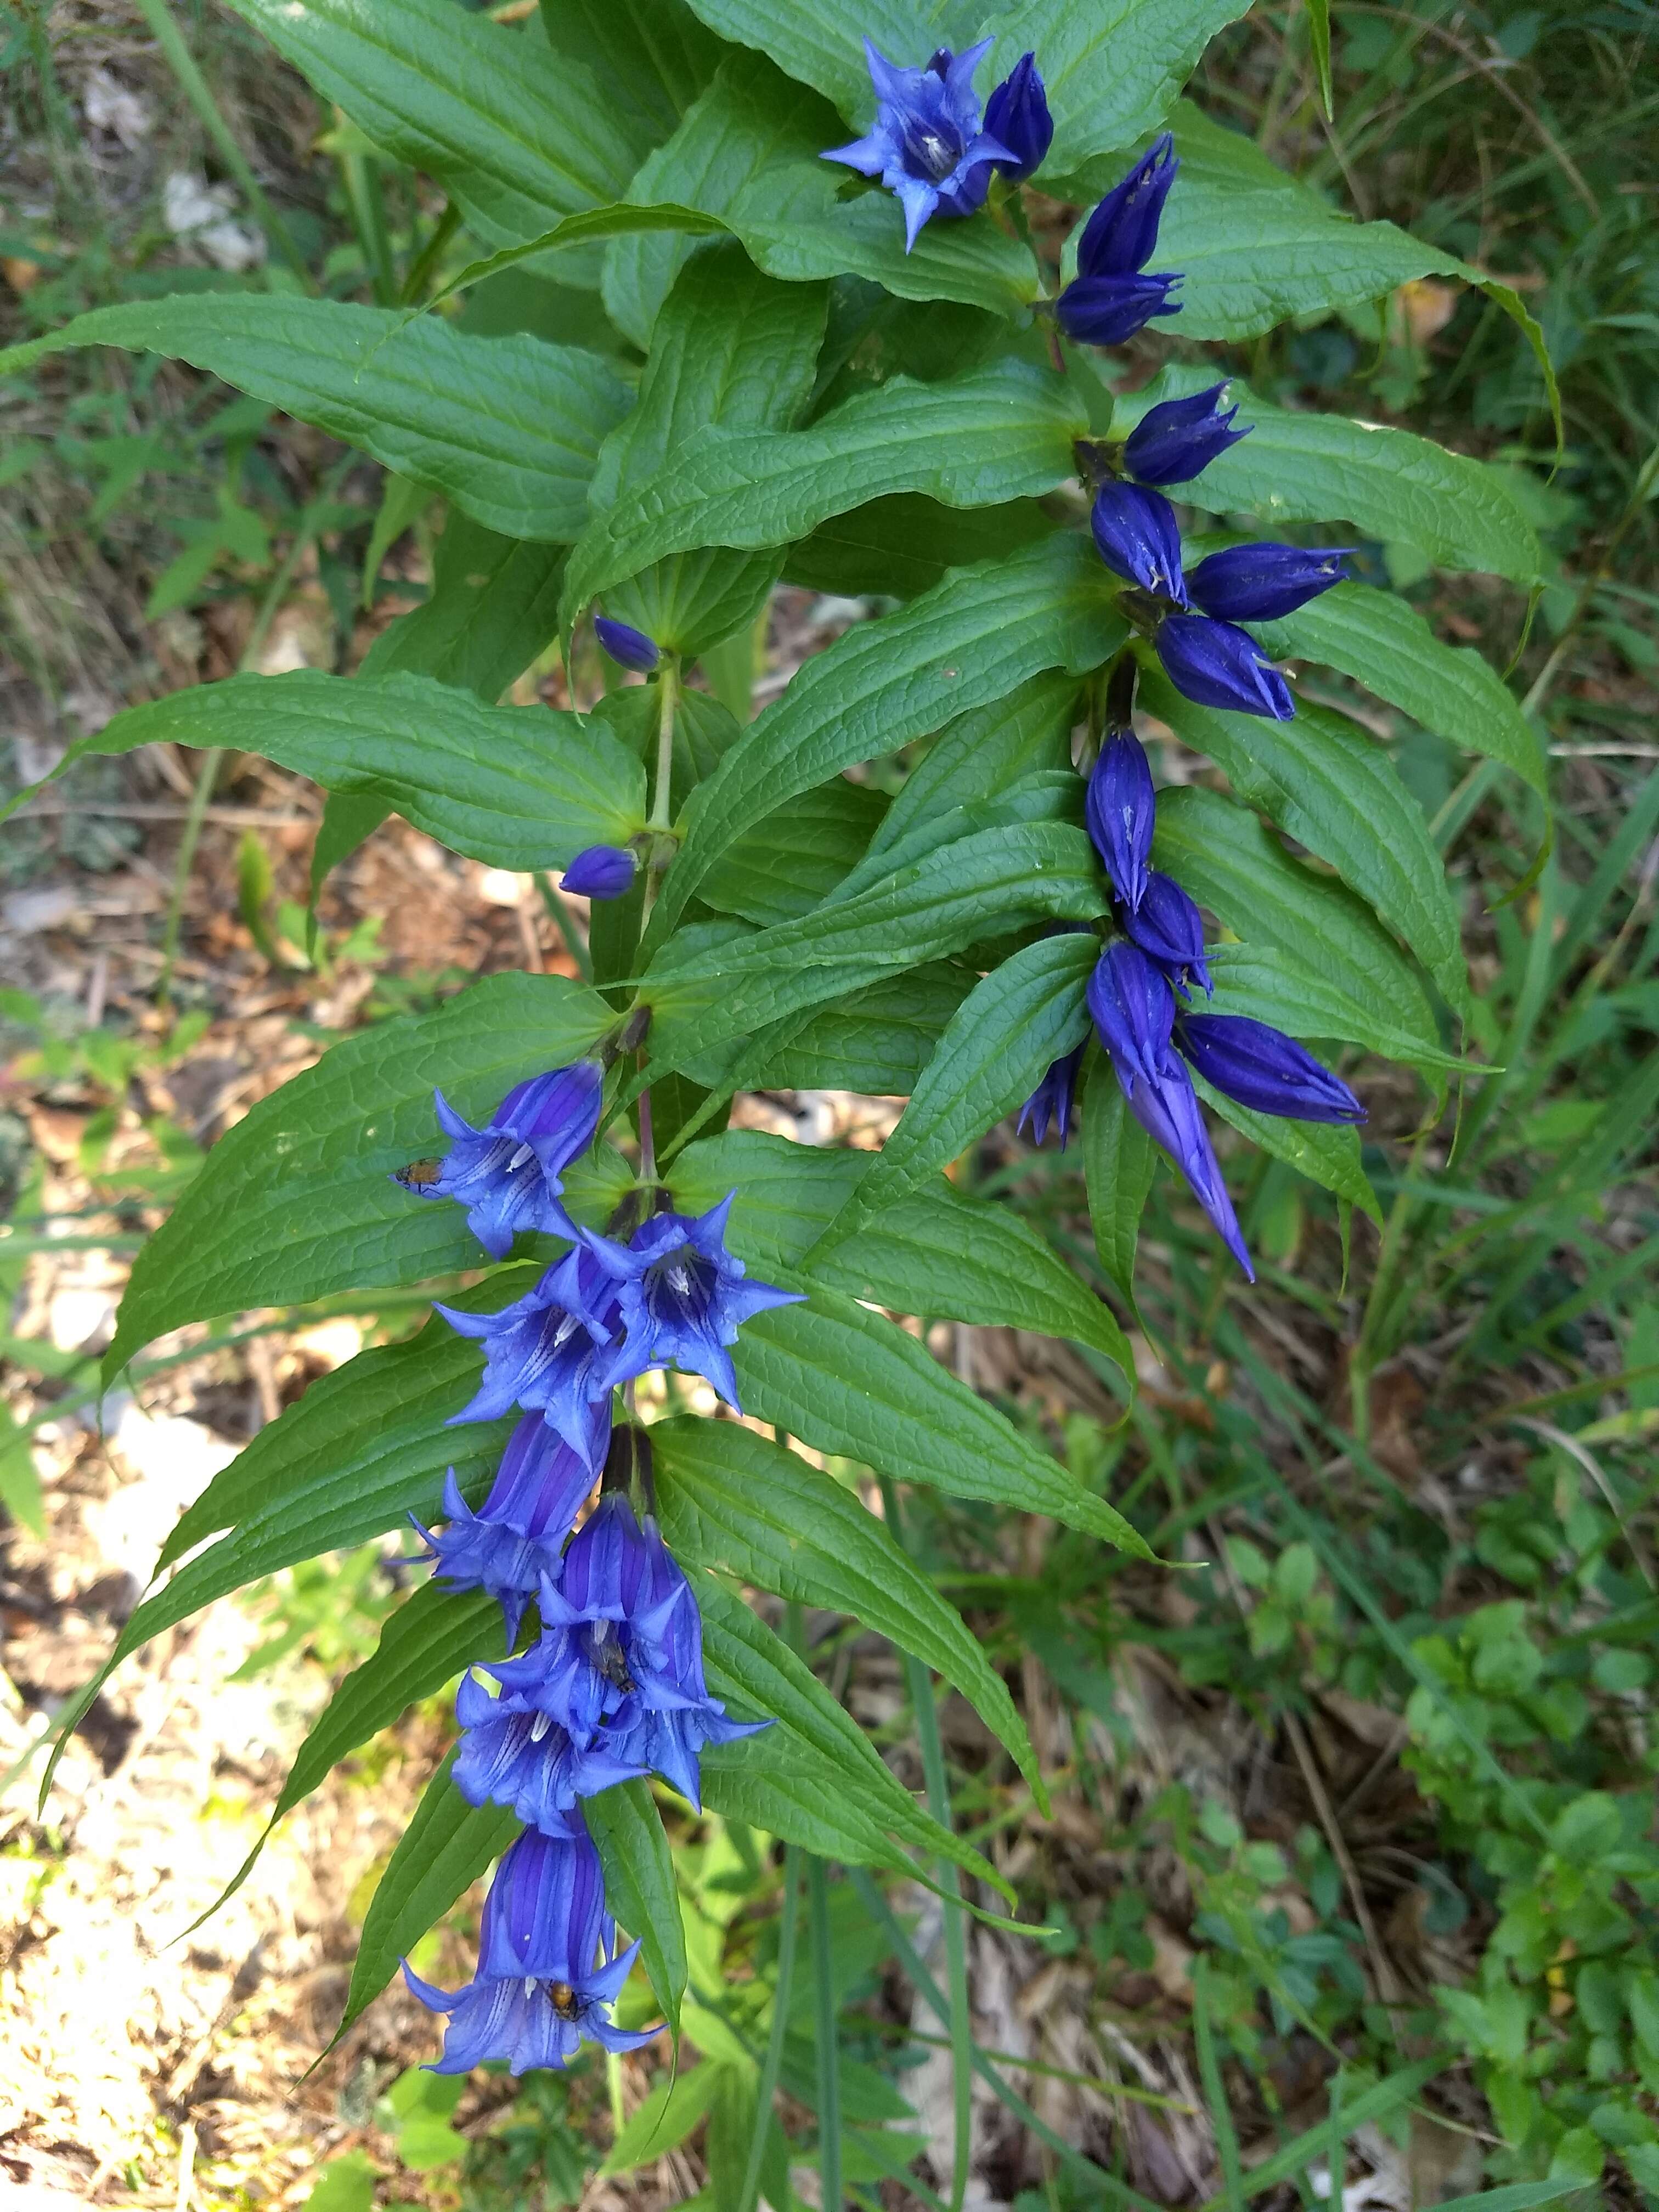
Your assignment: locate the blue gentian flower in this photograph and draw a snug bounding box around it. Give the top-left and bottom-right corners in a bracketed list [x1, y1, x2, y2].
[1177, 1014, 1366, 1124]
[1090, 483, 1188, 603]
[1018, 1045, 1084, 1149]
[983, 51, 1052, 181]
[1085, 940, 1175, 1090]
[1125, 870, 1212, 999]
[594, 616, 659, 673]
[453, 1666, 651, 1833]
[823, 40, 1015, 251]
[1154, 614, 1295, 720]
[1187, 543, 1354, 623]
[413, 1415, 599, 1644]
[404, 1825, 656, 2072]
[562, 845, 637, 901]
[1087, 945, 1254, 1280]
[438, 1245, 620, 1472]
[1085, 729, 1157, 915]
[587, 1194, 802, 1411]
[1056, 134, 1183, 346]
[1122, 382, 1249, 487]
[396, 1063, 603, 1259]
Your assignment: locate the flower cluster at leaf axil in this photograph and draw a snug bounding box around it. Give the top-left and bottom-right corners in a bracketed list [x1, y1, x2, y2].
[396, 1075, 796, 2070]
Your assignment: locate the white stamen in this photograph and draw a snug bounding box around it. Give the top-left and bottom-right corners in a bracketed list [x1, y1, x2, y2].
[665, 1261, 692, 1299]
[553, 1312, 580, 1347]
[507, 1142, 535, 1171]
[524, 1977, 538, 2000]
[530, 1709, 552, 1741]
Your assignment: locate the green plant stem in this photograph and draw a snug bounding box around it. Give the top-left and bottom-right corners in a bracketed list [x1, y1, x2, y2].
[157, 453, 356, 1008]
[880, 1478, 973, 2212]
[735, 1843, 803, 2212]
[129, 0, 312, 286]
[533, 871, 593, 981]
[339, 138, 397, 306]
[648, 658, 681, 831]
[401, 199, 461, 305]
[808, 1851, 842, 2212]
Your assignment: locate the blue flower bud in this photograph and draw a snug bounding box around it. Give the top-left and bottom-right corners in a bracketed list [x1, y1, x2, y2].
[412, 1414, 597, 1644]
[562, 844, 637, 900]
[594, 616, 660, 672]
[1125, 869, 1211, 998]
[1055, 270, 1182, 347]
[1108, 1040, 1254, 1280]
[1017, 1043, 1083, 1148]
[983, 52, 1053, 181]
[1076, 133, 1179, 275]
[1187, 543, 1354, 623]
[823, 38, 1015, 250]
[1122, 382, 1249, 486]
[1085, 942, 1175, 1090]
[1154, 614, 1294, 720]
[1177, 1014, 1366, 1125]
[1090, 482, 1187, 602]
[1085, 729, 1156, 915]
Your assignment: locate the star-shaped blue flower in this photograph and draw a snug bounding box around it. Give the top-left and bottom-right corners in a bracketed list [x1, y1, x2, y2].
[823, 39, 1015, 251]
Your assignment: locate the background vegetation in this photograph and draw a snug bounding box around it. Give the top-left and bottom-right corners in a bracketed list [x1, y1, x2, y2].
[2, 1, 1657, 2206]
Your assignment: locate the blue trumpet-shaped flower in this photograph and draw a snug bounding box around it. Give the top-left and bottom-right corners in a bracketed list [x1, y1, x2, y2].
[1125, 870, 1212, 1000]
[413, 1414, 599, 1644]
[1177, 1014, 1365, 1124]
[1122, 383, 1249, 487]
[1187, 543, 1354, 623]
[1057, 134, 1183, 346]
[1018, 1045, 1084, 1149]
[1090, 483, 1188, 603]
[1085, 729, 1157, 915]
[823, 40, 1014, 250]
[1154, 614, 1295, 720]
[562, 845, 637, 901]
[983, 51, 1052, 181]
[1087, 945, 1254, 1279]
[594, 616, 659, 673]
[438, 1244, 620, 1472]
[453, 1669, 650, 1835]
[396, 1063, 603, 1259]
[405, 1825, 656, 2072]
[587, 1194, 802, 1412]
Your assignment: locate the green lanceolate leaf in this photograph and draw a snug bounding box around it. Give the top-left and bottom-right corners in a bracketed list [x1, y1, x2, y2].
[1194, 1074, 1380, 1224]
[994, 1, 1252, 185]
[12, 670, 647, 866]
[671, 1128, 1128, 1362]
[699, 1735, 916, 1872]
[585, 1780, 688, 2036]
[845, 670, 1081, 896]
[692, 1571, 1017, 1880]
[226, 0, 644, 251]
[1080, 1049, 1157, 1310]
[1116, 365, 1539, 583]
[602, 52, 1037, 345]
[41, 1321, 512, 1810]
[537, 0, 726, 145]
[649, 533, 1125, 952]
[600, 2065, 723, 2179]
[731, 1292, 1152, 1555]
[802, 932, 1099, 1252]
[1140, 668, 1472, 1019]
[0, 298, 631, 543]
[589, 244, 830, 656]
[1152, 105, 1559, 443]
[671, 0, 927, 116]
[785, 495, 1056, 601]
[699, 780, 889, 926]
[1253, 580, 1548, 798]
[360, 516, 567, 705]
[104, 973, 612, 1371]
[641, 822, 1104, 1074]
[684, 963, 973, 1094]
[565, 359, 1087, 624]
[652, 1415, 1042, 1794]
[336, 1751, 520, 2046]
[1152, 786, 1455, 1074]
[191, 1581, 504, 1933]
